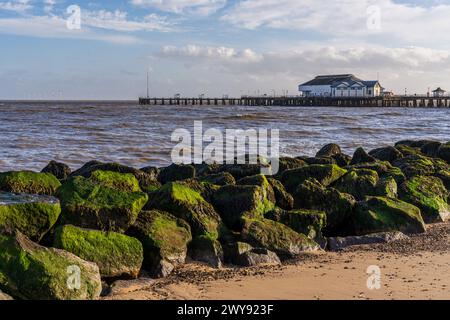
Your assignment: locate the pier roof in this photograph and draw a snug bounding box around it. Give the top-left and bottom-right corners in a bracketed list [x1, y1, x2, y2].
[300, 74, 363, 86]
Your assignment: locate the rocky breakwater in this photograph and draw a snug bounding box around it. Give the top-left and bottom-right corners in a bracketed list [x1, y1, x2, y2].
[0, 140, 449, 300]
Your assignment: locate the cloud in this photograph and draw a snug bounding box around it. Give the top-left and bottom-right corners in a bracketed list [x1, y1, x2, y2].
[0, 0, 32, 12]
[222, 0, 450, 46]
[130, 0, 226, 15]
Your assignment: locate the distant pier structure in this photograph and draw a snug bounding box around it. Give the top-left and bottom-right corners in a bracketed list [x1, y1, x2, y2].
[139, 96, 450, 108]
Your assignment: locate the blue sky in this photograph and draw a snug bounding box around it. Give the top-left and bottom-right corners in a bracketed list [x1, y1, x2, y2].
[1, 0, 450, 99]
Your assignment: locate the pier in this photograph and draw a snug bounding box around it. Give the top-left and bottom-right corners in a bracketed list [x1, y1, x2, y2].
[139, 96, 450, 108]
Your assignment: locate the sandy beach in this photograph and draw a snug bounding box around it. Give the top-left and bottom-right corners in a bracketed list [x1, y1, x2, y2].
[104, 222, 450, 301]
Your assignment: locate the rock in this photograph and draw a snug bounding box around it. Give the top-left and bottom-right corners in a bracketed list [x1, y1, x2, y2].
[396, 140, 439, 149]
[146, 182, 224, 240]
[275, 157, 307, 178]
[237, 174, 276, 203]
[421, 141, 442, 158]
[399, 176, 450, 223]
[395, 144, 423, 157]
[332, 153, 352, 167]
[199, 172, 236, 186]
[354, 197, 426, 235]
[71, 161, 160, 193]
[108, 278, 155, 297]
[376, 176, 398, 199]
[54, 225, 144, 279]
[89, 170, 142, 192]
[328, 231, 409, 251]
[347, 161, 406, 185]
[281, 164, 347, 193]
[0, 228, 102, 300]
[241, 218, 320, 259]
[438, 142, 450, 163]
[300, 157, 336, 165]
[158, 163, 196, 184]
[0, 289, 13, 300]
[436, 170, 450, 190]
[350, 147, 376, 165]
[0, 171, 61, 196]
[333, 169, 379, 200]
[267, 178, 294, 210]
[139, 166, 160, 181]
[316, 143, 342, 158]
[224, 242, 280, 267]
[212, 184, 275, 231]
[369, 146, 403, 162]
[189, 235, 224, 268]
[266, 208, 327, 248]
[42, 161, 72, 181]
[178, 178, 220, 203]
[193, 162, 222, 177]
[57, 175, 148, 232]
[127, 210, 191, 278]
[392, 154, 447, 178]
[0, 193, 61, 242]
[218, 163, 266, 180]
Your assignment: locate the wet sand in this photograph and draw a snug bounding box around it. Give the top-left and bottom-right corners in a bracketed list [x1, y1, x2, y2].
[105, 222, 450, 301]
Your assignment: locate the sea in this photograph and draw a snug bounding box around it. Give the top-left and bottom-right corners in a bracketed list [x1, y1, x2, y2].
[0, 100, 449, 172]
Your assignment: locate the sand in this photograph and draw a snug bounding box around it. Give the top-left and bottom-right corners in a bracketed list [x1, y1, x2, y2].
[105, 222, 450, 300]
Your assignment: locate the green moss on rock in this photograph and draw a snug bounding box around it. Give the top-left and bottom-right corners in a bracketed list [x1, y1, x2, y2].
[89, 170, 141, 192]
[0, 228, 102, 300]
[348, 161, 406, 185]
[158, 164, 196, 184]
[438, 142, 450, 163]
[0, 193, 61, 242]
[189, 235, 224, 268]
[57, 176, 148, 232]
[354, 197, 426, 235]
[333, 169, 379, 200]
[54, 225, 144, 279]
[399, 176, 450, 223]
[127, 210, 191, 278]
[0, 171, 61, 195]
[199, 172, 236, 186]
[267, 178, 294, 210]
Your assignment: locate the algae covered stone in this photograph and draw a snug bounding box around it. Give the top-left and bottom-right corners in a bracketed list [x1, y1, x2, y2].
[350, 147, 376, 165]
[316, 143, 342, 158]
[281, 164, 347, 193]
[333, 169, 379, 200]
[89, 170, 142, 192]
[369, 146, 403, 163]
[0, 171, 61, 195]
[354, 197, 426, 236]
[54, 225, 144, 279]
[438, 142, 450, 163]
[0, 228, 102, 300]
[127, 210, 191, 278]
[57, 175, 148, 232]
[199, 172, 236, 186]
[189, 235, 224, 268]
[0, 193, 60, 241]
[267, 178, 294, 210]
[158, 163, 196, 184]
[241, 218, 320, 258]
[399, 176, 450, 223]
[42, 161, 72, 181]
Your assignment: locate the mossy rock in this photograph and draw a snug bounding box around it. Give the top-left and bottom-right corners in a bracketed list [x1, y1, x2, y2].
[223, 242, 281, 267]
[266, 208, 327, 248]
[275, 157, 307, 178]
[438, 142, 450, 163]
[127, 210, 191, 278]
[293, 179, 356, 236]
[146, 182, 224, 240]
[57, 176, 148, 233]
[199, 172, 236, 186]
[316, 143, 342, 158]
[212, 184, 275, 231]
[158, 164, 196, 184]
[332, 153, 352, 167]
[0, 228, 102, 300]
[435, 170, 450, 190]
[90, 170, 142, 192]
[300, 157, 337, 165]
[395, 144, 423, 157]
[178, 178, 220, 203]
[281, 164, 347, 193]
[0, 171, 61, 196]
[189, 235, 224, 268]
[354, 197, 426, 236]
[369, 146, 403, 162]
[0, 193, 61, 242]
[392, 154, 447, 178]
[71, 161, 160, 193]
[217, 163, 268, 180]
[399, 176, 450, 223]
[347, 161, 406, 185]
[237, 174, 276, 203]
[350, 147, 377, 165]
[54, 225, 144, 279]
[376, 176, 398, 199]
[42, 161, 72, 181]
[241, 218, 320, 259]
[421, 141, 442, 158]
[267, 178, 294, 210]
[333, 169, 379, 200]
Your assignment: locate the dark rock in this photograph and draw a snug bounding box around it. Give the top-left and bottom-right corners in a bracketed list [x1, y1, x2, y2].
[392, 154, 447, 178]
[346, 161, 406, 185]
[332, 153, 352, 167]
[224, 242, 280, 267]
[139, 166, 160, 181]
[158, 163, 196, 184]
[300, 157, 336, 165]
[316, 143, 342, 158]
[421, 142, 442, 158]
[328, 231, 409, 251]
[275, 157, 308, 178]
[189, 236, 224, 268]
[438, 142, 450, 163]
[267, 178, 294, 210]
[369, 146, 403, 162]
[350, 147, 376, 165]
[199, 172, 236, 186]
[42, 161, 72, 181]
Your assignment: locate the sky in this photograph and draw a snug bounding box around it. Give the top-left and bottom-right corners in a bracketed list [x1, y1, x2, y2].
[1, 0, 450, 99]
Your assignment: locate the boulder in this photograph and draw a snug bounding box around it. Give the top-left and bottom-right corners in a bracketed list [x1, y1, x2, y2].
[212, 184, 275, 231]
[71, 161, 160, 193]
[199, 172, 236, 186]
[241, 218, 320, 259]
[399, 176, 450, 223]
[139, 166, 160, 181]
[0, 193, 61, 242]
[42, 161, 72, 181]
[146, 182, 224, 241]
[376, 176, 398, 199]
[369, 146, 403, 162]
[89, 170, 142, 192]
[178, 178, 220, 203]
[0, 228, 102, 300]
[189, 235, 224, 268]
[396, 140, 439, 149]
[346, 161, 406, 185]
[158, 163, 196, 184]
[421, 141, 442, 158]
[436, 170, 450, 190]
[281, 164, 347, 193]
[438, 142, 450, 163]
[328, 231, 409, 251]
[354, 197, 426, 235]
[237, 174, 276, 203]
[57, 175, 148, 232]
[217, 163, 266, 180]
[0, 171, 61, 196]
[275, 157, 307, 178]
[332, 169, 379, 200]
[127, 210, 191, 278]
[267, 178, 294, 210]
[392, 154, 447, 178]
[54, 225, 144, 279]
[224, 242, 280, 267]
[300, 157, 336, 165]
[266, 208, 327, 248]
[350, 147, 376, 165]
[332, 153, 352, 167]
[316, 143, 342, 158]
[395, 144, 423, 157]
